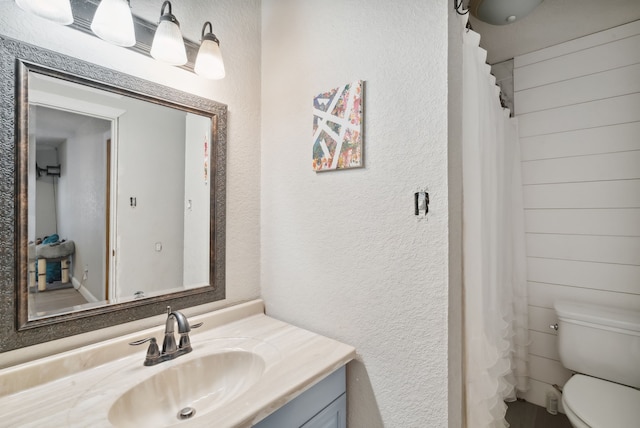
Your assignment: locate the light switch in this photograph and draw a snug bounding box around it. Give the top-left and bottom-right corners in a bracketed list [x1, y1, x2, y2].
[414, 191, 429, 217]
[155, 242, 162, 252]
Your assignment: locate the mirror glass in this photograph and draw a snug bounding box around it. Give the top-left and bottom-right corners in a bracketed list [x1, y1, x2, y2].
[0, 36, 225, 352]
[27, 72, 214, 320]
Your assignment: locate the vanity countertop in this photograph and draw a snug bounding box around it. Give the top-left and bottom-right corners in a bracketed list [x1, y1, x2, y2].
[0, 299, 356, 427]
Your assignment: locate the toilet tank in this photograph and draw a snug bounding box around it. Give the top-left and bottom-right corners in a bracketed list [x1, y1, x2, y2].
[555, 301, 640, 389]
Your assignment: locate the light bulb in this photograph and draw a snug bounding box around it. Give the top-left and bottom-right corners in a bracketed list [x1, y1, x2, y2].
[194, 22, 225, 80]
[150, 1, 187, 66]
[15, 0, 73, 25]
[91, 0, 136, 47]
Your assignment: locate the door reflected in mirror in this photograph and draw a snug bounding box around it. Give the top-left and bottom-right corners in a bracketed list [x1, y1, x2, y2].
[27, 72, 212, 320]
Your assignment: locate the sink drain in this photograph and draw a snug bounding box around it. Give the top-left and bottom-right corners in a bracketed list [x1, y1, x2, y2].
[177, 407, 196, 420]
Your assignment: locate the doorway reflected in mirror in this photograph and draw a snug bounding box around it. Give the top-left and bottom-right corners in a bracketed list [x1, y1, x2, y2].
[27, 72, 212, 320]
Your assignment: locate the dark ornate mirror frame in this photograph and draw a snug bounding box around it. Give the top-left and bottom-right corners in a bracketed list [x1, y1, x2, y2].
[0, 36, 226, 353]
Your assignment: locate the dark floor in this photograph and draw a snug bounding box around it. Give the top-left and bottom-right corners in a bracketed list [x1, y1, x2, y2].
[506, 399, 572, 428]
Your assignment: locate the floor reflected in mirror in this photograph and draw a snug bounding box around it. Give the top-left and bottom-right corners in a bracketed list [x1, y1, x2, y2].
[29, 287, 88, 317]
[506, 399, 572, 428]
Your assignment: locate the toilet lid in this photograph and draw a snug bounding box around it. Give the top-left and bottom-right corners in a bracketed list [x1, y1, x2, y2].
[563, 374, 640, 428]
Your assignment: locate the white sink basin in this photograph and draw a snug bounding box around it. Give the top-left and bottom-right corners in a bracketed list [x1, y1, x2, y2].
[107, 350, 265, 427]
[1, 302, 355, 427]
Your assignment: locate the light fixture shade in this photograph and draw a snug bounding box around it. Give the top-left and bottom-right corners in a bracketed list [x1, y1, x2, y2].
[150, 1, 187, 66]
[91, 0, 136, 47]
[195, 40, 225, 79]
[194, 22, 225, 80]
[470, 0, 544, 25]
[15, 0, 73, 25]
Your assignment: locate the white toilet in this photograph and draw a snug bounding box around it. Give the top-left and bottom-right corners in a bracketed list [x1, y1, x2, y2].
[554, 301, 640, 428]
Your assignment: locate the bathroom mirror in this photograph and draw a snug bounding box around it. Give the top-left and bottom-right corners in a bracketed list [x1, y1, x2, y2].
[27, 73, 215, 320]
[0, 36, 226, 352]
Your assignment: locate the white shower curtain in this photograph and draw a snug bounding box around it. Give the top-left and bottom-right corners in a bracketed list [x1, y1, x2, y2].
[459, 14, 529, 428]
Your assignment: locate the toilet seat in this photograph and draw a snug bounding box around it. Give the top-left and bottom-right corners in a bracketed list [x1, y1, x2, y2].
[563, 374, 640, 428]
[562, 395, 590, 428]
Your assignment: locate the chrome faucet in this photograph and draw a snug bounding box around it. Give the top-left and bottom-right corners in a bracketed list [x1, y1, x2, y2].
[130, 306, 203, 366]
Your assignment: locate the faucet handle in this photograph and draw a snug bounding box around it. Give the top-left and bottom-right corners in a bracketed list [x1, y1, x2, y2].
[177, 321, 203, 353]
[129, 337, 161, 366]
[130, 337, 156, 346]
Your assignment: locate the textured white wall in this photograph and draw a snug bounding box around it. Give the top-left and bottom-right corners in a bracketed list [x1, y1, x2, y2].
[57, 118, 109, 299]
[2, 4, 465, 425]
[448, 8, 465, 428]
[260, 0, 452, 426]
[0, 0, 262, 363]
[115, 101, 186, 298]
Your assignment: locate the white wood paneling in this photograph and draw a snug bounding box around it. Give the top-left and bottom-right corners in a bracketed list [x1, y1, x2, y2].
[525, 209, 640, 236]
[528, 354, 573, 386]
[529, 330, 561, 361]
[491, 60, 514, 114]
[515, 21, 640, 68]
[514, 35, 640, 91]
[527, 282, 640, 312]
[523, 378, 566, 414]
[522, 151, 640, 185]
[526, 234, 640, 265]
[516, 22, 640, 409]
[519, 93, 640, 138]
[515, 63, 640, 115]
[523, 180, 640, 209]
[527, 258, 640, 294]
[528, 305, 558, 335]
[520, 122, 640, 161]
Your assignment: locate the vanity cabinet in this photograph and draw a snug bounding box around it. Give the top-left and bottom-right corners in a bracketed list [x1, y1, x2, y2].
[254, 366, 347, 428]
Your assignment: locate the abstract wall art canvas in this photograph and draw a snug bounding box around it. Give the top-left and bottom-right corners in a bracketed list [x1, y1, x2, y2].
[312, 80, 363, 171]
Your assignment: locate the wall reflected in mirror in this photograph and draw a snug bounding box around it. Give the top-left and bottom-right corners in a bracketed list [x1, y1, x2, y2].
[27, 72, 212, 320]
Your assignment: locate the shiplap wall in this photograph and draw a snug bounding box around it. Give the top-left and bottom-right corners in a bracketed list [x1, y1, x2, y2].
[513, 20, 640, 410]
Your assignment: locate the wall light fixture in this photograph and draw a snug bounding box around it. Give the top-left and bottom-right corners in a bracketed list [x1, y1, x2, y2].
[90, 0, 136, 47]
[17, 0, 226, 79]
[15, 0, 74, 25]
[194, 22, 226, 80]
[150, 1, 187, 66]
